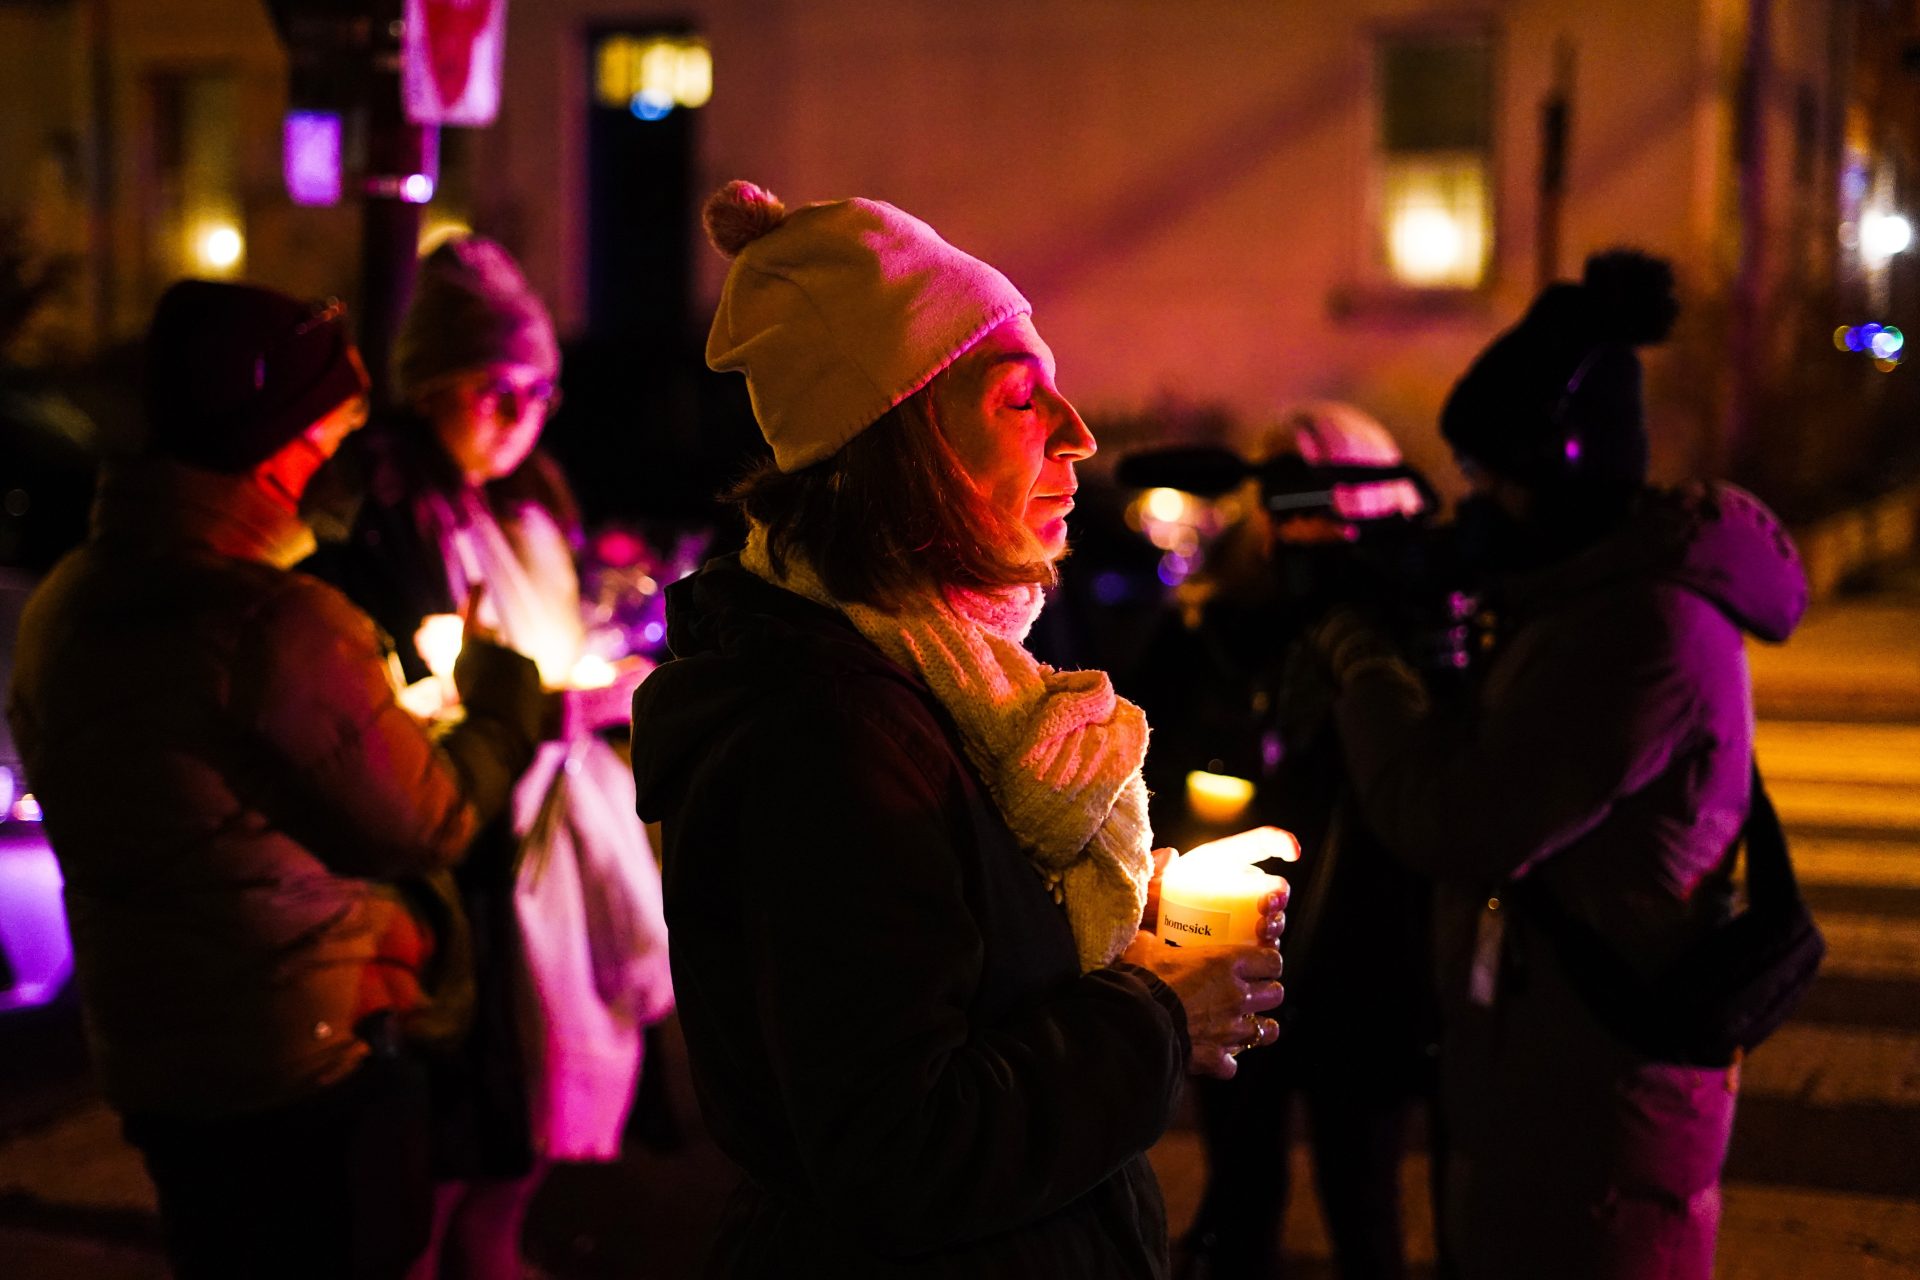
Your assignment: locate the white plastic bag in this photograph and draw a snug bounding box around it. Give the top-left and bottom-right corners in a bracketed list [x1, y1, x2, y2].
[512, 736, 673, 1160]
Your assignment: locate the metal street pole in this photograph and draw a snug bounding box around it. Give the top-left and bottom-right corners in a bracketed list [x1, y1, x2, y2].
[262, 0, 436, 410]
[1729, 0, 1773, 480]
[1537, 38, 1576, 290]
[85, 0, 115, 347]
[358, 0, 434, 410]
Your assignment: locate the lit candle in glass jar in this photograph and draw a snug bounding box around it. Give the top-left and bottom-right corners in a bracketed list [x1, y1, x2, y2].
[1156, 826, 1296, 947]
[1186, 769, 1255, 825]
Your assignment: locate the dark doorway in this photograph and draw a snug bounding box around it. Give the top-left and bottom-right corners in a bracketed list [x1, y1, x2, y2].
[584, 27, 696, 345]
[551, 28, 759, 530]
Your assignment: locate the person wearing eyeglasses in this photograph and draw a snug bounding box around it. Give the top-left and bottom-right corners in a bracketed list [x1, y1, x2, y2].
[306, 236, 671, 1280]
[8, 280, 549, 1278]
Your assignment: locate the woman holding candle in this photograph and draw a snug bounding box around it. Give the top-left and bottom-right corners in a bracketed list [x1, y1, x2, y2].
[630, 181, 1286, 1276]
[307, 237, 672, 1280]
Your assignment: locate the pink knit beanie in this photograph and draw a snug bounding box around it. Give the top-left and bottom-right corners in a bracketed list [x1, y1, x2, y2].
[702, 181, 1031, 472]
[393, 235, 560, 403]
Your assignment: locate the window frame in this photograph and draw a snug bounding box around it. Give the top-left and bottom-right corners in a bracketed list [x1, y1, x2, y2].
[1363, 21, 1502, 301]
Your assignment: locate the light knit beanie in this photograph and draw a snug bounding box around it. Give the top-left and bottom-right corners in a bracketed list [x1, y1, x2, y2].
[703, 181, 1031, 471]
[393, 235, 561, 403]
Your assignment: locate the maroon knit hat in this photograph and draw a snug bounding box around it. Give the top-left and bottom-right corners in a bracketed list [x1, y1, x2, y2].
[391, 236, 560, 402]
[144, 280, 367, 473]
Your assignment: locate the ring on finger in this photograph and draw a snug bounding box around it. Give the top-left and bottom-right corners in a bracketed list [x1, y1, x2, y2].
[1238, 1012, 1261, 1051]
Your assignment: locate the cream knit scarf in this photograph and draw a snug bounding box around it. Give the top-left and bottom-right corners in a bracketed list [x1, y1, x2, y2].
[742, 526, 1155, 971]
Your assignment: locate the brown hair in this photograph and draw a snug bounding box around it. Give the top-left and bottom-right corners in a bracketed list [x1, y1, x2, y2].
[732, 389, 1053, 610]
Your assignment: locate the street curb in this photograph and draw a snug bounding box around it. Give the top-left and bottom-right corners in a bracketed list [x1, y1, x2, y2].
[1789, 478, 1920, 603]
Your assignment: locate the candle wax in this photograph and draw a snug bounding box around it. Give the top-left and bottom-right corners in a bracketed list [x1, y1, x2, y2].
[1155, 826, 1295, 947]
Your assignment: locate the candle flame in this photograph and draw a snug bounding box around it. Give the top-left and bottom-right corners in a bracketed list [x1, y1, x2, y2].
[1184, 825, 1301, 866]
[415, 613, 465, 681]
[570, 653, 617, 689]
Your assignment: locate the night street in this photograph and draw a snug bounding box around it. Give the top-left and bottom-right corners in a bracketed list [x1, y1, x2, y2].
[3, 0, 1918, 1275]
[2, 567, 1916, 1278]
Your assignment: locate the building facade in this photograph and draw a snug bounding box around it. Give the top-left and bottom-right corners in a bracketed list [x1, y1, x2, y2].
[0, 0, 1909, 505]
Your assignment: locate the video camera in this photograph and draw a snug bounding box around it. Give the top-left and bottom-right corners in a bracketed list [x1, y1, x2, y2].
[1116, 444, 1488, 678]
[1114, 444, 1433, 517]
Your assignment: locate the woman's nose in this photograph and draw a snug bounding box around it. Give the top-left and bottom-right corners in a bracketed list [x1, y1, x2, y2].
[1049, 395, 1096, 462]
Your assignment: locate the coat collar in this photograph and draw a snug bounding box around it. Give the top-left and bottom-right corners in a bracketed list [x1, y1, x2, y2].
[92, 457, 317, 569]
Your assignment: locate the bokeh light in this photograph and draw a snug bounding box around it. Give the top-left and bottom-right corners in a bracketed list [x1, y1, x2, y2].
[1861, 212, 1913, 263]
[194, 224, 244, 273]
[1389, 206, 1470, 286]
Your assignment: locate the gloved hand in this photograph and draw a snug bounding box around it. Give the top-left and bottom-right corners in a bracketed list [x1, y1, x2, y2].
[453, 637, 545, 748]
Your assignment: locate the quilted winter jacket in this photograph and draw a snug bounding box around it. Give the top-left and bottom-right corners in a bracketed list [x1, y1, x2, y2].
[7, 460, 542, 1119]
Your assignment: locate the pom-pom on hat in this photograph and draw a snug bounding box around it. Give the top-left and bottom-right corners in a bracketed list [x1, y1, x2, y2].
[144, 280, 367, 474]
[1441, 249, 1679, 493]
[702, 180, 1032, 471]
[393, 234, 560, 403]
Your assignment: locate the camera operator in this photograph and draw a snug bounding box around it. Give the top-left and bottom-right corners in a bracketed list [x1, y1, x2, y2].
[1312, 251, 1808, 1280]
[1126, 404, 1437, 1280]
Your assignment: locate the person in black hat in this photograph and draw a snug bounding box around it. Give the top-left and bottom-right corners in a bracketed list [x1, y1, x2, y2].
[7, 280, 548, 1279]
[1310, 252, 1809, 1280]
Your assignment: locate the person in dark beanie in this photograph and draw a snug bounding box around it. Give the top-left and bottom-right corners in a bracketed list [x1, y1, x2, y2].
[1309, 252, 1809, 1279]
[7, 280, 546, 1279]
[1438, 249, 1683, 568]
[306, 236, 670, 1280]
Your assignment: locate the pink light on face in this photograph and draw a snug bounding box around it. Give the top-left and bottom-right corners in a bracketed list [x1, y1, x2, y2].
[284, 112, 343, 207]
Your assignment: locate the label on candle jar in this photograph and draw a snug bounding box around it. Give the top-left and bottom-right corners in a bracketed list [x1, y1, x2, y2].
[1158, 901, 1232, 945]
[1154, 827, 1295, 948]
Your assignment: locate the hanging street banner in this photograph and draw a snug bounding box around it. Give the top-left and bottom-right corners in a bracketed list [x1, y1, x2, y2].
[403, 0, 507, 127]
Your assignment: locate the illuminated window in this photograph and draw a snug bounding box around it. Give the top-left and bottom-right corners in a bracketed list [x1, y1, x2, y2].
[1376, 34, 1493, 289]
[593, 34, 712, 118]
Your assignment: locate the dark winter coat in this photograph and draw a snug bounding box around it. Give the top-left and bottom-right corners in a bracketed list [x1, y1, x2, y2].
[1333, 483, 1808, 1280]
[1128, 588, 1434, 1077]
[7, 459, 542, 1119]
[631, 560, 1190, 1278]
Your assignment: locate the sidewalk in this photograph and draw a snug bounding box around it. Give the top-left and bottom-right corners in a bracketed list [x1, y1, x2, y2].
[1750, 559, 1920, 722]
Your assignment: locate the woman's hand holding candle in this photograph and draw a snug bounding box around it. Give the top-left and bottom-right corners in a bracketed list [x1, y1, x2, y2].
[1123, 884, 1287, 1080]
[1155, 827, 1297, 947]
